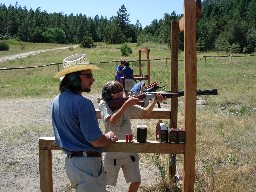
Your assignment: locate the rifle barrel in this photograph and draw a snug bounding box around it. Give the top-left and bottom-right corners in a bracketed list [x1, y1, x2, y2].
[108, 89, 218, 110]
[147, 89, 218, 97]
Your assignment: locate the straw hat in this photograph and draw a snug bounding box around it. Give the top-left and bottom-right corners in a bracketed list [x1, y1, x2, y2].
[54, 53, 100, 78]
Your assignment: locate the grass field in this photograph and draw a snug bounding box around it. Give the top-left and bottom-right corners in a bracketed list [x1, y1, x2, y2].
[0, 40, 255, 191]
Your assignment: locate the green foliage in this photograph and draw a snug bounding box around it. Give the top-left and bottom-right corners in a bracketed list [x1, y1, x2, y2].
[0, 3, 141, 45]
[104, 18, 126, 44]
[1, 0, 255, 53]
[229, 106, 251, 116]
[229, 43, 241, 53]
[80, 35, 96, 48]
[120, 43, 132, 56]
[227, 154, 238, 165]
[246, 28, 256, 53]
[42, 28, 66, 44]
[198, 0, 256, 53]
[0, 41, 9, 51]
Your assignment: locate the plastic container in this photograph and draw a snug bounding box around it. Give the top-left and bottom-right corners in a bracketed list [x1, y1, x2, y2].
[160, 122, 168, 143]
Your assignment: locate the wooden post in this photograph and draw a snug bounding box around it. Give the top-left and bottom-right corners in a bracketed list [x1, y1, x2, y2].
[139, 49, 142, 76]
[39, 149, 53, 192]
[170, 20, 179, 132]
[138, 48, 151, 85]
[204, 55, 207, 65]
[146, 48, 150, 85]
[168, 20, 179, 180]
[183, 0, 197, 191]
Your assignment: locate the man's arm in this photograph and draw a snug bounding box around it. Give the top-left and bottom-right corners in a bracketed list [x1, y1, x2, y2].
[108, 97, 139, 124]
[91, 131, 118, 147]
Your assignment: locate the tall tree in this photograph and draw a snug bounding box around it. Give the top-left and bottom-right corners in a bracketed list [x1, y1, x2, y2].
[104, 17, 125, 44]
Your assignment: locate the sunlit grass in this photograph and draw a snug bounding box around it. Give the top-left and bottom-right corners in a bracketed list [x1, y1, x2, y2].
[0, 40, 255, 191]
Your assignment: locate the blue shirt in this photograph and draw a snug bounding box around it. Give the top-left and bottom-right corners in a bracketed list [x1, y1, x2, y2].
[130, 81, 145, 94]
[51, 90, 103, 153]
[122, 66, 133, 79]
[116, 65, 124, 81]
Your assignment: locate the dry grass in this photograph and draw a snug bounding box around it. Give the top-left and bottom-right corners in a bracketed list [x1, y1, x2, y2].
[0, 41, 255, 191]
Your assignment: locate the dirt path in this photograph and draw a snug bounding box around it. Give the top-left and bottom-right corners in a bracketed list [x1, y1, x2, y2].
[0, 45, 79, 63]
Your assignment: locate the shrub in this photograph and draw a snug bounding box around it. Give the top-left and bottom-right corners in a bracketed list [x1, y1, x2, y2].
[120, 43, 132, 56]
[42, 28, 66, 44]
[0, 42, 9, 51]
[80, 35, 96, 48]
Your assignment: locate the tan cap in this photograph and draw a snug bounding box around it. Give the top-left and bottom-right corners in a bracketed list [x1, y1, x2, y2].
[54, 53, 100, 78]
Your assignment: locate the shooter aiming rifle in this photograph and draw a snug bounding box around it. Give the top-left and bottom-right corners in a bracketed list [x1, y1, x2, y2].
[108, 89, 218, 111]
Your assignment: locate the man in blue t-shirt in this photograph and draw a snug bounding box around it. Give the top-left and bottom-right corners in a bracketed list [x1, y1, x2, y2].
[116, 60, 125, 82]
[122, 61, 135, 97]
[51, 54, 118, 192]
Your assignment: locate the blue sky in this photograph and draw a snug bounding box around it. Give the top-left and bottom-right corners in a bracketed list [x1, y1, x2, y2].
[2, 0, 184, 28]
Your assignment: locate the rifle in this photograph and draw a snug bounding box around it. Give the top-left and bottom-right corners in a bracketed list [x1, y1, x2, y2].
[108, 89, 218, 111]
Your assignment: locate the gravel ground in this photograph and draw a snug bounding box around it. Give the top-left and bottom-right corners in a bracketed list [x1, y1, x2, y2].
[0, 95, 161, 192]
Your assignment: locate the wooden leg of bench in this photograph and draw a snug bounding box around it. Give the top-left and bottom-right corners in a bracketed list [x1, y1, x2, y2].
[39, 149, 53, 192]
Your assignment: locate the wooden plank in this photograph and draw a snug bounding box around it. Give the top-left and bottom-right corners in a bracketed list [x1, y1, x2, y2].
[179, 0, 202, 32]
[179, 17, 185, 32]
[139, 49, 142, 76]
[169, 20, 180, 179]
[39, 137, 185, 154]
[140, 47, 149, 52]
[170, 20, 179, 128]
[146, 49, 151, 85]
[96, 108, 171, 119]
[183, 0, 197, 191]
[196, 0, 202, 19]
[39, 137, 61, 150]
[39, 149, 53, 192]
[104, 140, 184, 154]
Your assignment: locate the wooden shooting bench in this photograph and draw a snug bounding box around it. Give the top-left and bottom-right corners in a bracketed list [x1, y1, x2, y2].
[121, 47, 150, 86]
[39, 0, 201, 191]
[39, 109, 173, 192]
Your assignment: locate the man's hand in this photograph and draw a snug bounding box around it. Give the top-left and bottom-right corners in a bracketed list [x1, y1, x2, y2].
[105, 131, 118, 142]
[153, 93, 166, 102]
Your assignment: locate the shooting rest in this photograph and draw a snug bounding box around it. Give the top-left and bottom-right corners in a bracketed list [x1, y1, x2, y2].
[39, 0, 201, 191]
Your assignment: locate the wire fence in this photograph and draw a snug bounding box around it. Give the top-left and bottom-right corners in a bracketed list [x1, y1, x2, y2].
[0, 58, 177, 71]
[0, 54, 255, 71]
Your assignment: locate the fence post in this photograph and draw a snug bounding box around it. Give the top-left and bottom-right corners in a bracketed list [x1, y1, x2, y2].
[39, 148, 53, 192]
[203, 55, 206, 65]
[57, 63, 60, 72]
